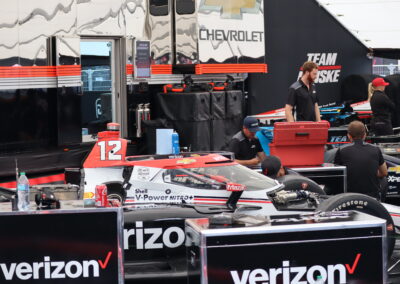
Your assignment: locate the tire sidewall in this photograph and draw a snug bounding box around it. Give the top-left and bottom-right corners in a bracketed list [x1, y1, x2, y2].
[317, 193, 395, 256]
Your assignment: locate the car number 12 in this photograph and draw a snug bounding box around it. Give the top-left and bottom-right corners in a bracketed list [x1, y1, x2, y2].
[98, 140, 122, 161]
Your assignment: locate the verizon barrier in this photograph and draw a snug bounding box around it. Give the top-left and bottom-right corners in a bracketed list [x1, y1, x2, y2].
[0, 208, 123, 284]
[186, 212, 386, 284]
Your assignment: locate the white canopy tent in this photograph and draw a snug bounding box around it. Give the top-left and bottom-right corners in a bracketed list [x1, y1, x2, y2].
[317, 0, 400, 56]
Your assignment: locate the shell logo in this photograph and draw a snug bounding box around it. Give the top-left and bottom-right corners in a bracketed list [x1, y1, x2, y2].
[84, 192, 95, 199]
[176, 158, 196, 165]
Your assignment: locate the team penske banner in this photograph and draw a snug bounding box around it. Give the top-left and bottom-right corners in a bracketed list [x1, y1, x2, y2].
[0, 208, 123, 283]
[248, 0, 372, 114]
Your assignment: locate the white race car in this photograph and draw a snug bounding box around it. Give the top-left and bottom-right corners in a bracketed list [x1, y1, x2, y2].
[82, 126, 400, 256]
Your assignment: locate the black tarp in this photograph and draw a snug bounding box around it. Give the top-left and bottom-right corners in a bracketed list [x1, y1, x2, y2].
[247, 0, 372, 115]
[154, 90, 243, 152]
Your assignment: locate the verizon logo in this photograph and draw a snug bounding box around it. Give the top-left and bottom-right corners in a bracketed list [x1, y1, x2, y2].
[297, 53, 341, 83]
[231, 254, 361, 284]
[0, 252, 112, 280]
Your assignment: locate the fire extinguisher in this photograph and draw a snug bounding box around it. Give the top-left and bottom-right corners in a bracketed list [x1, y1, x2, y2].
[136, 104, 144, 138]
[143, 103, 151, 121]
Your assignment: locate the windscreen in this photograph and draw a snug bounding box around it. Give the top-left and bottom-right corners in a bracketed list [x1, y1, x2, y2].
[183, 164, 277, 191]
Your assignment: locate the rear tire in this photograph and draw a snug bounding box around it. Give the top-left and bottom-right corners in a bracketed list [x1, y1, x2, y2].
[277, 175, 326, 195]
[317, 193, 395, 257]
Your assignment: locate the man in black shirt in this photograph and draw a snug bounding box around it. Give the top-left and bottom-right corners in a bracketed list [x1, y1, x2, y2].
[285, 61, 321, 122]
[229, 116, 266, 166]
[334, 121, 388, 198]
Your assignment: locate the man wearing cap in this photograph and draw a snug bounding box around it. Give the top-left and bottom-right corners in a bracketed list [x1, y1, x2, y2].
[285, 61, 321, 122]
[228, 116, 266, 166]
[261, 155, 285, 179]
[369, 77, 395, 135]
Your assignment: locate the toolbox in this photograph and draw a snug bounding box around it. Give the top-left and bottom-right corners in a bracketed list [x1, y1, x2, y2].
[269, 121, 330, 166]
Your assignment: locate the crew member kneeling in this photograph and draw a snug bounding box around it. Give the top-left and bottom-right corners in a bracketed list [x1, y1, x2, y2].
[229, 116, 266, 166]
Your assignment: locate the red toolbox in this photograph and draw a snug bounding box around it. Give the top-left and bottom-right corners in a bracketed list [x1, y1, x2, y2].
[269, 121, 330, 166]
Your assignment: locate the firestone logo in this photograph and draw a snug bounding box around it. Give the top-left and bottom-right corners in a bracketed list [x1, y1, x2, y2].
[230, 254, 361, 284]
[297, 53, 341, 83]
[0, 252, 112, 281]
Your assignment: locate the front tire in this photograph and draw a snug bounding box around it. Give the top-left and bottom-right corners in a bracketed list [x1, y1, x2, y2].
[317, 193, 395, 257]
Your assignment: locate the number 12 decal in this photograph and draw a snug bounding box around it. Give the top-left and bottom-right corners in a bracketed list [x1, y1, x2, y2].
[98, 141, 122, 161]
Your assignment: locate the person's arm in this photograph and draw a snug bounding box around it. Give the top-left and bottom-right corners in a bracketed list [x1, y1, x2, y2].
[377, 148, 388, 177]
[235, 157, 261, 166]
[285, 104, 295, 122]
[377, 162, 388, 178]
[285, 87, 296, 122]
[257, 151, 267, 162]
[334, 148, 342, 165]
[314, 103, 321, 122]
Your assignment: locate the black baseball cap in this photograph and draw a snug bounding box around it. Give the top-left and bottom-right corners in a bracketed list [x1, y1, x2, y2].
[261, 155, 282, 179]
[243, 116, 260, 132]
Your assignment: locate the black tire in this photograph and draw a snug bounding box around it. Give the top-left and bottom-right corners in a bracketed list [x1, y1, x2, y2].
[317, 193, 395, 257]
[277, 175, 326, 195]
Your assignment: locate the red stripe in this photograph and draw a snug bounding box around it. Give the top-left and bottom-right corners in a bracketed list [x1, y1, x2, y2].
[326, 141, 350, 145]
[300, 65, 342, 71]
[0, 65, 81, 78]
[390, 214, 400, 217]
[0, 173, 65, 188]
[126, 64, 133, 74]
[194, 198, 271, 204]
[195, 63, 267, 74]
[151, 64, 172, 74]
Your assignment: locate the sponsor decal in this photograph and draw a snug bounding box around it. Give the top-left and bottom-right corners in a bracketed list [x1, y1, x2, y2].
[329, 136, 348, 143]
[137, 167, 150, 181]
[388, 175, 400, 183]
[297, 53, 341, 84]
[135, 188, 148, 194]
[389, 166, 400, 173]
[84, 192, 95, 199]
[230, 254, 361, 284]
[199, 29, 263, 42]
[226, 183, 246, 192]
[330, 200, 368, 211]
[124, 222, 185, 250]
[0, 252, 112, 281]
[176, 158, 196, 165]
[134, 193, 194, 202]
[199, 0, 260, 20]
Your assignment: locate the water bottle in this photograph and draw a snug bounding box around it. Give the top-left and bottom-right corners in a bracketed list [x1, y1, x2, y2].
[17, 172, 30, 211]
[172, 131, 180, 154]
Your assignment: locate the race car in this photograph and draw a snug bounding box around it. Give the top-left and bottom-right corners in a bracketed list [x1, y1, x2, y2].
[81, 126, 398, 244]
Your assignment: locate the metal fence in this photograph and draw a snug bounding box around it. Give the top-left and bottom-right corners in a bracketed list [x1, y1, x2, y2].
[373, 64, 400, 77]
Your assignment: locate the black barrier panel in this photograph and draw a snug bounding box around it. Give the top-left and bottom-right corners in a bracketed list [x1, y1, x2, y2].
[156, 92, 211, 122]
[0, 209, 123, 284]
[224, 116, 243, 147]
[212, 120, 227, 151]
[211, 91, 226, 120]
[225, 90, 243, 119]
[173, 121, 211, 151]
